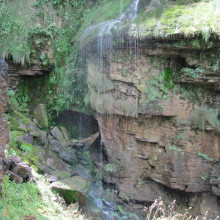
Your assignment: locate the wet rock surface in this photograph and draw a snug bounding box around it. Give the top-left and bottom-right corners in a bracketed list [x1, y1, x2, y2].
[88, 44, 220, 218]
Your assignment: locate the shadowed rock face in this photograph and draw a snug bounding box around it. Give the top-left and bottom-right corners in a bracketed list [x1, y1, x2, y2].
[87, 43, 220, 218]
[0, 58, 9, 190]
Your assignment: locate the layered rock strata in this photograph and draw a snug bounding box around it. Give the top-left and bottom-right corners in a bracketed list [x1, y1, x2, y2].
[88, 41, 220, 218]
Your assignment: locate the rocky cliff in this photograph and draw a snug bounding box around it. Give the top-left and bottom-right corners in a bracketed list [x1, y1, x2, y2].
[1, 0, 220, 218]
[87, 38, 220, 218]
[0, 58, 9, 190]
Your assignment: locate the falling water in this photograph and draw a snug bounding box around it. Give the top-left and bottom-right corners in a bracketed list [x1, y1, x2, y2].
[78, 0, 141, 219]
[80, 0, 141, 53]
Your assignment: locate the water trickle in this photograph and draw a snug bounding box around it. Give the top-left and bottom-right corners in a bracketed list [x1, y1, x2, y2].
[78, 0, 142, 218]
[80, 0, 140, 53]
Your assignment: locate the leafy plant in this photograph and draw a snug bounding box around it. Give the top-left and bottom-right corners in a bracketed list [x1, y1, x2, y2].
[201, 174, 209, 180]
[169, 145, 182, 153]
[145, 72, 170, 103]
[181, 67, 204, 78]
[197, 151, 213, 162]
[137, 178, 143, 188]
[105, 163, 117, 173]
[122, 67, 129, 76]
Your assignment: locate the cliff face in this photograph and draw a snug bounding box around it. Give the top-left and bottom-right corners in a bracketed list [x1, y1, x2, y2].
[1, 0, 220, 218]
[0, 59, 9, 189]
[87, 40, 220, 217]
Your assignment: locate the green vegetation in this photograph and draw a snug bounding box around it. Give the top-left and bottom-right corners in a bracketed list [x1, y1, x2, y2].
[164, 67, 174, 88]
[181, 67, 204, 78]
[197, 151, 214, 162]
[201, 174, 209, 181]
[169, 145, 182, 153]
[145, 68, 174, 105]
[6, 139, 40, 171]
[133, 0, 220, 40]
[82, 151, 96, 178]
[190, 106, 220, 132]
[104, 163, 117, 173]
[8, 89, 30, 115]
[0, 175, 84, 220]
[0, 0, 95, 117]
[122, 67, 129, 77]
[137, 178, 143, 188]
[1, 175, 45, 219]
[77, 0, 132, 40]
[169, 132, 186, 144]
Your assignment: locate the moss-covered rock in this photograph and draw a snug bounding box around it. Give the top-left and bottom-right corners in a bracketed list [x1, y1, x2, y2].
[51, 176, 91, 205]
[132, 0, 220, 39]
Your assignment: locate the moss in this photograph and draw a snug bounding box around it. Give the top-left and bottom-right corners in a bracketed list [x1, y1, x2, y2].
[58, 189, 79, 204]
[51, 170, 70, 180]
[164, 67, 174, 88]
[11, 131, 24, 143]
[9, 110, 30, 131]
[6, 138, 41, 170]
[12, 111, 29, 125]
[133, 0, 220, 39]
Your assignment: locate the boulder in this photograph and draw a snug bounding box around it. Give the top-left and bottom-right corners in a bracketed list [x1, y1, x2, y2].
[4, 155, 34, 182]
[5, 170, 23, 183]
[53, 146, 78, 165]
[47, 135, 78, 165]
[51, 127, 66, 142]
[37, 146, 68, 172]
[60, 126, 70, 141]
[10, 110, 46, 144]
[33, 104, 48, 129]
[51, 176, 91, 205]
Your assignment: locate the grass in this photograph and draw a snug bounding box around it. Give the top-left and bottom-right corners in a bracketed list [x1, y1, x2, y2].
[0, 174, 86, 220]
[190, 105, 220, 132]
[145, 197, 219, 220]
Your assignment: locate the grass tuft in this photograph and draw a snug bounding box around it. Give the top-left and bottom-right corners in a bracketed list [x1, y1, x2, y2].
[190, 105, 220, 132]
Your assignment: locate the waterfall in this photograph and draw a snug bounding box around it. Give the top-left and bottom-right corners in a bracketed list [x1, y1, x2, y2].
[78, 0, 141, 219]
[79, 0, 141, 52]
